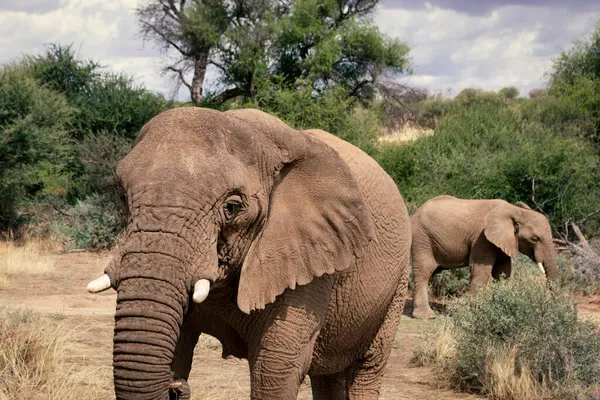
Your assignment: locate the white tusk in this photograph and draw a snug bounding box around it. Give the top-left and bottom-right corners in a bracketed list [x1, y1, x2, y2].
[537, 262, 546, 274]
[87, 274, 112, 293]
[192, 279, 211, 304]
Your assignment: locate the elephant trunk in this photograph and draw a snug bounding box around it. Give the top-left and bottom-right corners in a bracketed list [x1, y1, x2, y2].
[112, 254, 188, 400]
[539, 241, 559, 283]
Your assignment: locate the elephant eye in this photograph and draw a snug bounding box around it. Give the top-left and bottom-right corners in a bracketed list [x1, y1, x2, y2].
[223, 196, 243, 220]
[531, 235, 540, 242]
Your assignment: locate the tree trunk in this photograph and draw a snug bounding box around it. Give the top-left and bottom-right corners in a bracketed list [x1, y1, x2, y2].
[191, 52, 209, 106]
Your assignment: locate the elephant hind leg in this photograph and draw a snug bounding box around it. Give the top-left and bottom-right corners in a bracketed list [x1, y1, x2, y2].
[412, 254, 437, 319]
[310, 372, 346, 400]
[492, 253, 512, 281]
[344, 280, 407, 399]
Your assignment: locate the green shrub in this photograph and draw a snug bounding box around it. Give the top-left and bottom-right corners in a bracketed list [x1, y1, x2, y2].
[417, 277, 600, 399]
[26, 44, 169, 140]
[376, 101, 600, 235]
[429, 268, 471, 299]
[236, 82, 380, 154]
[54, 194, 124, 249]
[0, 64, 74, 230]
[499, 86, 520, 99]
[73, 132, 132, 196]
[0, 44, 169, 245]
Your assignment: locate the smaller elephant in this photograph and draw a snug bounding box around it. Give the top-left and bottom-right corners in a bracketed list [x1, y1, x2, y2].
[411, 195, 558, 319]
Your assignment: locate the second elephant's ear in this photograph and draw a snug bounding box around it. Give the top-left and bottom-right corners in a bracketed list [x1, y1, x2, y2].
[232, 111, 376, 314]
[484, 203, 519, 258]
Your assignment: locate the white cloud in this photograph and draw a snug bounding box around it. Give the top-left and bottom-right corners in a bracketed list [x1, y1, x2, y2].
[375, 1, 600, 97]
[0, 0, 176, 97]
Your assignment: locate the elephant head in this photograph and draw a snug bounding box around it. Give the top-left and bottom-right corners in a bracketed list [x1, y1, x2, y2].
[87, 107, 374, 399]
[484, 201, 558, 281]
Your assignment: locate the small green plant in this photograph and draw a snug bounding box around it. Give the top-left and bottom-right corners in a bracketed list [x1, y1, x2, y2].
[429, 268, 471, 299]
[416, 274, 600, 399]
[54, 194, 124, 249]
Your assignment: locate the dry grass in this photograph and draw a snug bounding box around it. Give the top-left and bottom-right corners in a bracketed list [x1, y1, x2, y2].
[415, 324, 546, 400]
[0, 241, 55, 289]
[0, 307, 105, 400]
[378, 124, 434, 144]
[483, 347, 545, 400]
[412, 318, 456, 367]
[191, 384, 246, 400]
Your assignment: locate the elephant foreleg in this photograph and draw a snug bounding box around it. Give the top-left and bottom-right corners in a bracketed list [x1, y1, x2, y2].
[248, 276, 332, 400]
[469, 235, 499, 294]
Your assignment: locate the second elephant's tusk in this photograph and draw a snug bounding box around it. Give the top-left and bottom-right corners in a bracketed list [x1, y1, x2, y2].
[537, 262, 546, 274]
[192, 279, 211, 303]
[87, 274, 112, 293]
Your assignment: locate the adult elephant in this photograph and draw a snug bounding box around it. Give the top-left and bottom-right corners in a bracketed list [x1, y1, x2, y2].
[87, 107, 411, 399]
[410, 195, 558, 320]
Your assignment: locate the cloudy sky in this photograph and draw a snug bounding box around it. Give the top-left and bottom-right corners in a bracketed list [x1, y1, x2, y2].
[1, 0, 598, 99]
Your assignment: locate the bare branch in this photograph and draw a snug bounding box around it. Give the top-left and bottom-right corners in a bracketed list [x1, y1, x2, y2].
[140, 20, 191, 57]
[166, 66, 192, 90]
[571, 222, 600, 259]
[212, 86, 245, 105]
[577, 208, 600, 225]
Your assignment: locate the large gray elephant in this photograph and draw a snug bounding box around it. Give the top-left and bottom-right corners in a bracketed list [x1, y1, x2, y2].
[86, 107, 411, 399]
[410, 195, 558, 319]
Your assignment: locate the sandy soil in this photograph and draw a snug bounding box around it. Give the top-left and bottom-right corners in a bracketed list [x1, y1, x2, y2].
[2, 251, 599, 399]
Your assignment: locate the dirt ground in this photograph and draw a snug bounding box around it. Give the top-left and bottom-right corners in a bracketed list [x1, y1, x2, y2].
[1, 251, 599, 399]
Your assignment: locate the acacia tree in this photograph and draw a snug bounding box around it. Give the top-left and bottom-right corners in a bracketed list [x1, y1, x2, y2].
[136, 0, 231, 105]
[137, 0, 411, 106]
[210, 0, 411, 105]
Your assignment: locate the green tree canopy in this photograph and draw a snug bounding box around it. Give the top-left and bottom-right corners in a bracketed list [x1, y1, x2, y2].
[548, 20, 600, 143]
[137, 0, 411, 106]
[550, 20, 600, 85]
[499, 86, 519, 99]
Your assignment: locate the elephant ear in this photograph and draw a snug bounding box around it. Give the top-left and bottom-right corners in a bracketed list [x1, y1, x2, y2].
[484, 203, 519, 258]
[231, 110, 376, 314]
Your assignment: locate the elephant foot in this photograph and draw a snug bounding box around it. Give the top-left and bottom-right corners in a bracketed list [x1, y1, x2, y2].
[169, 378, 190, 400]
[411, 306, 436, 320]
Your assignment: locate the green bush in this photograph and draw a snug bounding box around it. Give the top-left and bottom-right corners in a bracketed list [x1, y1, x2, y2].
[26, 44, 169, 140]
[425, 255, 561, 301]
[429, 268, 471, 299]
[0, 44, 170, 246]
[0, 64, 74, 230]
[499, 86, 520, 99]
[418, 277, 600, 399]
[73, 132, 132, 197]
[55, 194, 124, 249]
[237, 82, 380, 154]
[376, 101, 600, 235]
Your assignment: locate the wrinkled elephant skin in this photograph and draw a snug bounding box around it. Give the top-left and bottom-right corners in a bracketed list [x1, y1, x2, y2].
[91, 107, 411, 400]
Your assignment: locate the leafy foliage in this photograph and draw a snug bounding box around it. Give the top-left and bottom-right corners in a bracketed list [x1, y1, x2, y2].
[448, 278, 600, 398]
[548, 21, 600, 143]
[251, 82, 380, 152]
[0, 44, 169, 246]
[375, 100, 600, 234]
[0, 64, 74, 230]
[499, 86, 520, 99]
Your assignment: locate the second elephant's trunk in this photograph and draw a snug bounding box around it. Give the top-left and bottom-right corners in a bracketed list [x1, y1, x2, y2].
[539, 242, 559, 283]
